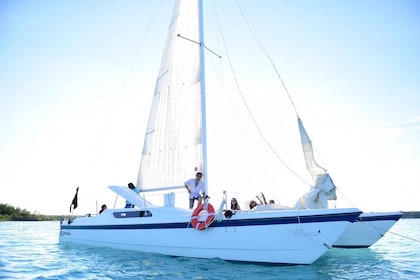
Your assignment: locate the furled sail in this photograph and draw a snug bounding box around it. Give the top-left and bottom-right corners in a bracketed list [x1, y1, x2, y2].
[137, 1, 203, 192]
[298, 117, 326, 179]
[295, 117, 337, 209]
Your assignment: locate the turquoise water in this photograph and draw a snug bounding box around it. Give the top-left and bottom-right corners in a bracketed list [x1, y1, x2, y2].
[0, 219, 419, 279]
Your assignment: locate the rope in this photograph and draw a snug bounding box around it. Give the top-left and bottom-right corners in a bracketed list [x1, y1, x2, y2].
[295, 209, 330, 248]
[364, 222, 420, 244]
[386, 228, 420, 243]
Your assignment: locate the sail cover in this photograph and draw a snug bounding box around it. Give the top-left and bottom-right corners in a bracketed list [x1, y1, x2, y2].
[137, 1, 203, 192]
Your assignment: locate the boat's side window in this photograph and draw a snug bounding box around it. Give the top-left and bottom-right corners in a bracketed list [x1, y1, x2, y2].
[113, 210, 152, 218]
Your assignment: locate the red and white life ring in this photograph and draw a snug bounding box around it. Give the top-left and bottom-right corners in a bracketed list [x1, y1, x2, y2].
[191, 203, 215, 230]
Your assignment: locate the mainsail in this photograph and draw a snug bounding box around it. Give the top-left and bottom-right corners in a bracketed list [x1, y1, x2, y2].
[137, 1, 204, 192]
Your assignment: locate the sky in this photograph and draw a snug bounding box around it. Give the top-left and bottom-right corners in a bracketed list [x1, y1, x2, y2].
[0, 0, 419, 215]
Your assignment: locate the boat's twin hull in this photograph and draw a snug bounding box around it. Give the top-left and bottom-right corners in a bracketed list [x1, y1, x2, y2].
[332, 212, 402, 248]
[60, 208, 361, 264]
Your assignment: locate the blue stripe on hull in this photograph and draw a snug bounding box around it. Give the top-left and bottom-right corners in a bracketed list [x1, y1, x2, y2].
[61, 211, 361, 230]
[357, 214, 402, 222]
[332, 245, 370, 249]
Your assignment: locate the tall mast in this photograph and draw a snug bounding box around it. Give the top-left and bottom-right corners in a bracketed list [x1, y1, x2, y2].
[198, 0, 208, 196]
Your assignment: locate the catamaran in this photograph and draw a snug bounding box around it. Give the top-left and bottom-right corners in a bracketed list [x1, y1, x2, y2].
[59, 0, 362, 265]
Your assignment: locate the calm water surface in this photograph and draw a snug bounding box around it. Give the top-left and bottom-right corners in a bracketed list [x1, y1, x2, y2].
[0, 219, 419, 279]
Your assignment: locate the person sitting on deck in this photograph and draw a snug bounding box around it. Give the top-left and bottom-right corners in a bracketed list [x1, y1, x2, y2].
[99, 204, 107, 214]
[230, 198, 241, 211]
[249, 200, 258, 209]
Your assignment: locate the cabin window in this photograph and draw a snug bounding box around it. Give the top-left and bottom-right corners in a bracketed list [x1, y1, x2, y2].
[113, 210, 152, 218]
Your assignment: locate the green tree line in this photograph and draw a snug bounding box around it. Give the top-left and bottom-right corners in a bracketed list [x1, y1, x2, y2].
[0, 203, 61, 221]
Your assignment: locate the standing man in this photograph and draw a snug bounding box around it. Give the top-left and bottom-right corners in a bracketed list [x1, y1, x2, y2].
[184, 171, 205, 209]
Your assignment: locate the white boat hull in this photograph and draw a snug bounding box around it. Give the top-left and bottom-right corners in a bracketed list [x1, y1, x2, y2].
[333, 212, 402, 248]
[60, 207, 361, 265]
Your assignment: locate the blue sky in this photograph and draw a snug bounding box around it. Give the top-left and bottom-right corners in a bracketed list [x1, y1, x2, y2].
[0, 0, 419, 215]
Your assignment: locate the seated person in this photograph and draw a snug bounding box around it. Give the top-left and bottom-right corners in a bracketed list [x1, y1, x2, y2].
[230, 198, 241, 211]
[249, 200, 257, 209]
[99, 204, 107, 214]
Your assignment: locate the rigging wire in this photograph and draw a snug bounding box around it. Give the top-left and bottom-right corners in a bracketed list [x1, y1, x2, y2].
[95, 3, 164, 147]
[235, 0, 299, 116]
[206, 2, 256, 139]
[235, 0, 332, 179]
[235, 0, 328, 177]
[212, 1, 311, 186]
[78, 1, 165, 198]
[99, 1, 165, 143]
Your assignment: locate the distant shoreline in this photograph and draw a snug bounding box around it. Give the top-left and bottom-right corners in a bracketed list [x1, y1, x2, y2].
[1, 201, 420, 221]
[2, 213, 420, 221]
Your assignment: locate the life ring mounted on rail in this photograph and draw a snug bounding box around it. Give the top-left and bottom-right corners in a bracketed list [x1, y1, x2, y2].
[191, 203, 215, 230]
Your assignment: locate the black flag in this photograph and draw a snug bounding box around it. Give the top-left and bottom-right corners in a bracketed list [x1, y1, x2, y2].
[70, 187, 79, 213]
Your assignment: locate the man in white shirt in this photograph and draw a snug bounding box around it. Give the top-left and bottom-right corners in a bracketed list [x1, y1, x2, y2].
[184, 171, 205, 209]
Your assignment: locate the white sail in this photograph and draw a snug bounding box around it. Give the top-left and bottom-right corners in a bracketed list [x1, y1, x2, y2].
[297, 117, 326, 179]
[137, 1, 203, 192]
[295, 117, 337, 209]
